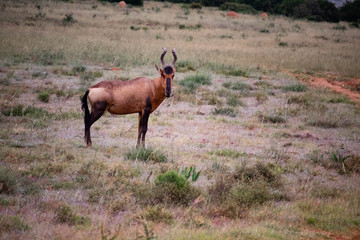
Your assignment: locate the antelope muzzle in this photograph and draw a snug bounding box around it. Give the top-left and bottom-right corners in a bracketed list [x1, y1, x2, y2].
[165, 78, 172, 97]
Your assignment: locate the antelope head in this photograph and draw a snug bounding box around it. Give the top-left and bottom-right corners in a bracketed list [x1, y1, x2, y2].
[155, 48, 177, 98]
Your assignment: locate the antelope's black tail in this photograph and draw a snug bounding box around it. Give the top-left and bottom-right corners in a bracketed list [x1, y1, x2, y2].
[82, 90, 90, 126]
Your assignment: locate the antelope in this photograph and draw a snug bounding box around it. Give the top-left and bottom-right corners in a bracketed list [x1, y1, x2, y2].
[81, 48, 177, 148]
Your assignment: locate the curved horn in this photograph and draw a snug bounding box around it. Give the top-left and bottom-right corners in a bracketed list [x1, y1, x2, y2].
[160, 48, 167, 67]
[171, 48, 177, 66]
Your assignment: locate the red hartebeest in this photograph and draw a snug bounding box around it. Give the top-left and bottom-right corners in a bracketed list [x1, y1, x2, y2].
[81, 48, 177, 147]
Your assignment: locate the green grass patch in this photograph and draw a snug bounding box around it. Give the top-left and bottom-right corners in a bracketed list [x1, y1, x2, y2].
[258, 112, 286, 124]
[211, 107, 238, 117]
[55, 204, 90, 226]
[38, 91, 50, 103]
[176, 60, 195, 72]
[296, 198, 360, 231]
[142, 205, 174, 224]
[0, 215, 29, 232]
[282, 83, 308, 92]
[180, 73, 212, 93]
[125, 147, 167, 163]
[208, 162, 285, 218]
[212, 149, 247, 158]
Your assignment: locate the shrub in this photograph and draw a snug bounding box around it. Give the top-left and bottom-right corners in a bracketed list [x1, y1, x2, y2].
[62, 14, 75, 26]
[219, 3, 257, 14]
[38, 91, 50, 103]
[180, 73, 212, 93]
[125, 147, 167, 163]
[98, 0, 143, 6]
[154, 171, 200, 205]
[155, 170, 188, 189]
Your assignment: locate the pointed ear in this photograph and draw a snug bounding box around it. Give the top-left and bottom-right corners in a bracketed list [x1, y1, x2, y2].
[155, 64, 161, 73]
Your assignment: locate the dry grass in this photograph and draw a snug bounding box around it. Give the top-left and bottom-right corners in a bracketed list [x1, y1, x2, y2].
[0, 1, 360, 240]
[0, 1, 360, 76]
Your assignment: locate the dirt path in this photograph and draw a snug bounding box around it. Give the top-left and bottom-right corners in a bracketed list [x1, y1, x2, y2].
[311, 77, 360, 102]
[294, 73, 360, 103]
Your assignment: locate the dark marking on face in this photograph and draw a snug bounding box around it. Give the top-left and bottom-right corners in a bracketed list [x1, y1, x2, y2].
[164, 66, 173, 74]
[166, 78, 171, 97]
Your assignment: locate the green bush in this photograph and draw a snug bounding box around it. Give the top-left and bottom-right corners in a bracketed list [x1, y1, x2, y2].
[180, 73, 212, 93]
[340, 0, 360, 22]
[154, 171, 200, 205]
[220, 3, 257, 14]
[155, 170, 188, 189]
[98, 0, 143, 6]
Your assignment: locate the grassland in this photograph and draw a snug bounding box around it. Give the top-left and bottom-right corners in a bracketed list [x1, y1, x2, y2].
[0, 0, 360, 239]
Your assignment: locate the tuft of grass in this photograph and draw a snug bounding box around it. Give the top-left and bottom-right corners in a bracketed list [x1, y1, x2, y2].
[211, 107, 238, 117]
[258, 112, 286, 124]
[306, 105, 359, 128]
[62, 13, 75, 26]
[125, 147, 167, 163]
[0, 215, 29, 232]
[142, 205, 174, 224]
[55, 204, 90, 226]
[226, 95, 244, 107]
[282, 83, 308, 92]
[38, 91, 50, 103]
[222, 81, 253, 96]
[218, 68, 249, 77]
[212, 149, 247, 158]
[200, 90, 223, 105]
[180, 73, 212, 93]
[296, 199, 360, 231]
[176, 61, 195, 72]
[0, 166, 17, 194]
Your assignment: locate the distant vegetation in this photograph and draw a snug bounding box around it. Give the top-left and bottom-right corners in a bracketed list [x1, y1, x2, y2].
[147, 0, 360, 23]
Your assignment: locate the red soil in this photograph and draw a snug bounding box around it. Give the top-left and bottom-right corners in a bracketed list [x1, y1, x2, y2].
[227, 11, 239, 18]
[310, 77, 360, 102]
